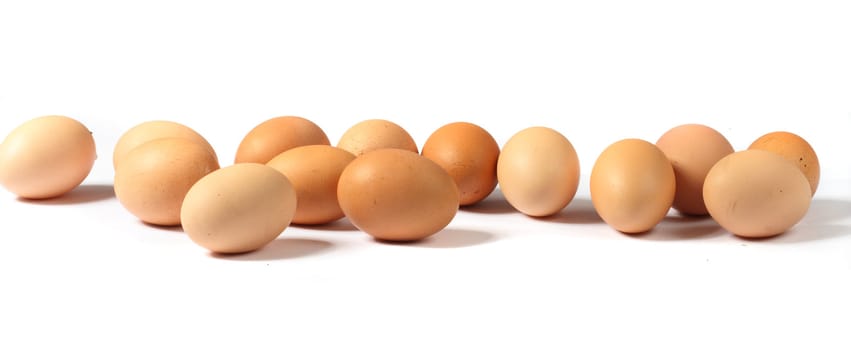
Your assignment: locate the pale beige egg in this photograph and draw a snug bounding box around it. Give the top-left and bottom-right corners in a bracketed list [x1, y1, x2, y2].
[336, 119, 418, 156]
[113, 120, 216, 169]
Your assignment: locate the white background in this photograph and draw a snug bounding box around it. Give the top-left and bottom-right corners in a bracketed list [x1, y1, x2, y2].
[1, 0, 850, 349]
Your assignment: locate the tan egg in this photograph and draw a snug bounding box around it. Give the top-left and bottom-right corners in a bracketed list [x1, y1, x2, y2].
[422, 122, 499, 206]
[337, 148, 459, 241]
[748, 131, 820, 196]
[496, 127, 579, 217]
[590, 139, 675, 233]
[656, 124, 734, 215]
[113, 120, 217, 169]
[0, 115, 96, 199]
[336, 119, 418, 156]
[235, 116, 330, 164]
[114, 138, 220, 226]
[182, 163, 297, 254]
[704, 149, 811, 238]
[267, 145, 355, 225]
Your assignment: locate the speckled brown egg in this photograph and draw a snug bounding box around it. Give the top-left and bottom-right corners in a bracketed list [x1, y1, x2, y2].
[421, 122, 499, 206]
[0, 115, 96, 199]
[114, 138, 220, 226]
[267, 145, 355, 225]
[113, 120, 216, 170]
[656, 124, 734, 215]
[590, 139, 676, 234]
[748, 131, 820, 196]
[235, 116, 330, 164]
[336, 119, 418, 156]
[337, 148, 459, 241]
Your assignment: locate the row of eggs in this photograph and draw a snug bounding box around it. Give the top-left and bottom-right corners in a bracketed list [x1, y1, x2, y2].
[0, 116, 819, 254]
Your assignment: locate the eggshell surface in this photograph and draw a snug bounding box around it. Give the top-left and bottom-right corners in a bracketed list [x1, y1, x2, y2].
[0, 115, 96, 199]
[656, 124, 734, 215]
[267, 145, 355, 225]
[703, 149, 811, 238]
[421, 122, 499, 206]
[590, 139, 676, 233]
[337, 148, 459, 241]
[182, 163, 297, 254]
[748, 131, 820, 196]
[235, 116, 330, 164]
[113, 120, 217, 169]
[496, 127, 579, 217]
[336, 119, 418, 156]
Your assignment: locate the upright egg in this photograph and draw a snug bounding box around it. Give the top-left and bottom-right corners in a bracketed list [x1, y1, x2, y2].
[0, 115, 96, 199]
[114, 138, 220, 226]
[590, 139, 675, 233]
[337, 148, 459, 241]
[497, 127, 579, 217]
[267, 145, 355, 225]
[336, 119, 418, 156]
[703, 149, 811, 238]
[421, 122, 499, 206]
[656, 124, 734, 215]
[235, 116, 330, 164]
[182, 163, 297, 254]
[748, 131, 820, 196]
[113, 120, 216, 169]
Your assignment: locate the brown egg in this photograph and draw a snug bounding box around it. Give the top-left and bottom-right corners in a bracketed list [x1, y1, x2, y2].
[337, 148, 459, 241]
[235, 116, 330, 164]
[114, 138, 220, 226]
[421, 122, 499, 206]
[656, 124, 734, 215]
[267, 145, 356, 225]
[113, 120, 217, 169]
[590, 139, 675, 233]
[704, 149, 811, 238]
[0, 115, 96, 199]
[748, 131, 820, 196]
[182, 163, 297, 254]
[496, 127, 579, 217]
[336, 119, 418, 156]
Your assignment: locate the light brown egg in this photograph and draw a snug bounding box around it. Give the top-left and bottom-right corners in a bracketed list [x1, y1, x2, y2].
[235, 116, 330, 164]
[590, 139, 675, 233]
[182, 163, 297, 254]
[114, 138, 220, 226]
[113, 120, 216, 169]
[656, 124, 734, 215]
[703, 149, 811, 238]
[337, 148, 459, 241]
[0, 115, 96, 199]
[748, 131, 820, 196]
[336, 119, 418, 156]
[421, 122, 499, 206]
[496, 127, 579, 217]
[267, 145, 355, 225]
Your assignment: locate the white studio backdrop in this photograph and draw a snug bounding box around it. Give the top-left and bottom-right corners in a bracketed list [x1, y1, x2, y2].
[1, 1, 850, 350]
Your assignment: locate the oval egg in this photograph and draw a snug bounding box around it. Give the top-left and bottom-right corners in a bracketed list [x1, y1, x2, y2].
[336, 119, 418, 156]
[235, 116, 330, 164]
[113, 120, 217, 170]
[337, 148, 459, 241]
[421, 122, 499, 206]
[748, 131, 820, 196]
[590, 139, 675, 233]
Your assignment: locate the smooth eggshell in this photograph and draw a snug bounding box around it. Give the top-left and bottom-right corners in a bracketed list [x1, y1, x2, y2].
[235, 116, 330, 164]
[182, 163, 297, 254]
[496, 127, 579, 217]
[336, 119, 418, 156]
[0, 115, 96, 199]
[267, 145, 355, 225]
[590, 139, 676, 233]
[337, 148, 459, 241]
[748, 131, 820, 196]
[421, 122, 499, 206]
[656, 124, 734, 215]
[113, 120, 217, 170]
[114, 138, 220, 226]
[703, 149, 811, 238]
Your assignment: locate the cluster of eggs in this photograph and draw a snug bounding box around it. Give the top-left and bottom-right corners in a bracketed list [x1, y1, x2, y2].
[0, 116, 820, 254]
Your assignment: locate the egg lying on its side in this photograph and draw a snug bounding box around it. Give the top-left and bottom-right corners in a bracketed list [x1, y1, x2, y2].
[336, 119, 418, 156]
[235, 116, 330, 164]
[421, 122, 499, 206]
[590, 139, 675, 233]
[113, 120, 217, 170]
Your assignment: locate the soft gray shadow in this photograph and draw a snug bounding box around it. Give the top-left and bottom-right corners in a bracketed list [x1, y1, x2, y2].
[374, 229, 496, 248]
[16, 184, 115, 205]
[536, 198, 602, 224]
[211, 238, 334, 261]
[638, 215, 726, 241]
[462, 188, 515, 214]
[293, 217, 359, 232]
[142, 221, 184, 233]
[802, 199, 851, 224]
[742, 224, 849, 244]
